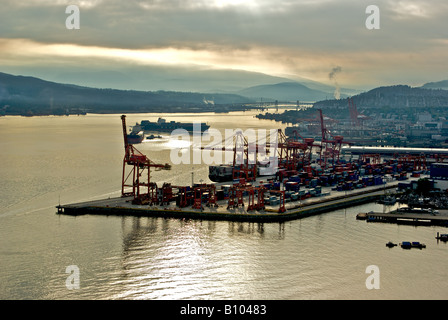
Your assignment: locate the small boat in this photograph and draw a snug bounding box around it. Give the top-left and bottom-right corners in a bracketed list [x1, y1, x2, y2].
[386, 241, 397, 248]
[356, 212, 368, 220]
[436, 232, 448, 242]
[400, 241, 426, 249]
[356, 211, 372, 220]
[378, 195, 397, 205]
[397, 207, 436, 214]
[146, 134, 162, 140]
[411, 242, 426, 249]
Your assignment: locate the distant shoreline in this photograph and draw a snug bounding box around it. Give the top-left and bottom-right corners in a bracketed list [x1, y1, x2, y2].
[0, 107, 264, 118]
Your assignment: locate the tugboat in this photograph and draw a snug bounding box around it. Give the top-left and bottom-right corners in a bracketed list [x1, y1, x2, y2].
[146, 134, 162, 140]
[386, 241, 397, 248]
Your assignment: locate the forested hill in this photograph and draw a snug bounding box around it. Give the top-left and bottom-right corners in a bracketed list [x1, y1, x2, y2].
[421, 80, 448, 90]
[313, 85, 448, 110]
[0, 72, 254, 116]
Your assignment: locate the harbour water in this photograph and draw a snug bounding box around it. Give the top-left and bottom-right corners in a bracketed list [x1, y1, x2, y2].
[1, 111, 447, 300]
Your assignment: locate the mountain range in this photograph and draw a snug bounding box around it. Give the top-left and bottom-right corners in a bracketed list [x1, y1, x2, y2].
[0, 71, 349, 116]
[4, 64, 354, 95]
[237, 82, 337, 102]
[49, 68, 359, 101]
[0, 72, 255, 116]
[1, 70, 447, 117]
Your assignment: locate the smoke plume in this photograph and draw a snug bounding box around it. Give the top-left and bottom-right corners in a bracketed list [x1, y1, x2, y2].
[329, 66, 342, 99]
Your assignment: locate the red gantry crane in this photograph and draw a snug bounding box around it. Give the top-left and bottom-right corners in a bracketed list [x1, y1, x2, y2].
[286, 129, 318, 167]
[348, 97, 369, 127]
[232, 130, 257, 182]
[396, 154, 427, 172]
[201, 129, 271, 182]
[317, 109, 350, 169]
[277, 129, 309, 171]
[121, 115, 171, 204]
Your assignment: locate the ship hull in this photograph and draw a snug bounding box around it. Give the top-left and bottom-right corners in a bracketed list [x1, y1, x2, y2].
[140, 118, 210, 133]
[208, 164, 276, 182]
[127, 134, 144, 144]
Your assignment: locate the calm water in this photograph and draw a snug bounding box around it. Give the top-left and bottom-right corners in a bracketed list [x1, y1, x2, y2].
[1, 112, 447, 300]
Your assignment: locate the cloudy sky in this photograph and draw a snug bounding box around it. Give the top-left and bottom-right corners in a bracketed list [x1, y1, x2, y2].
[1, 0, 447, 92]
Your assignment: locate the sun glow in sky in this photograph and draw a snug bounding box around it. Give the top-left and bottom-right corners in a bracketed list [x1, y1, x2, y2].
[1, 0, 447, 91]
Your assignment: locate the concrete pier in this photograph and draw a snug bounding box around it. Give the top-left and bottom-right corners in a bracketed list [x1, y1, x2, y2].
[363, 211, 448, 227]
[57, 181, 401, 223]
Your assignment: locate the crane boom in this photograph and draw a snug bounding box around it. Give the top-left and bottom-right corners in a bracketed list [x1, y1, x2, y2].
[121, 115, 129, 150]
[120, 115, 171, 203]
[121, 114, 132, 162]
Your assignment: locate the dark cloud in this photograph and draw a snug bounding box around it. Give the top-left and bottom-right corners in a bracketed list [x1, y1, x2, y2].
[0, 0, 385, 49]
[0, 0, 447, 89]
[0, 0, 443, 52]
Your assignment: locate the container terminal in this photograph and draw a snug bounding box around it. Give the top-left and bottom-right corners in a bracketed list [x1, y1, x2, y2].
[57, 113, 448, 224]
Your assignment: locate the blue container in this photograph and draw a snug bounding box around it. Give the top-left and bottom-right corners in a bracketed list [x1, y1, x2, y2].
[286, 181, 299, 191]
[289, 175, 300, 182]
[401, 241, 411, 248]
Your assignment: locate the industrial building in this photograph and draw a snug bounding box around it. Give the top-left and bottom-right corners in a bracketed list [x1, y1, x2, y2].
[430, 163, 448, 191]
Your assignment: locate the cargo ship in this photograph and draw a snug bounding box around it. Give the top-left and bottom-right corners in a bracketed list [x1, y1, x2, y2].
[138, 117, 210, 133]
[127, 132, 144, 144]
[208, 159, 278, 182]
[127, 123, 144, 144]
[208, 164, 234, 182]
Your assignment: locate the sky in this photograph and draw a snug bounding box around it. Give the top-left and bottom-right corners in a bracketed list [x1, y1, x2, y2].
[1, 0, 447, 92]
